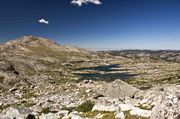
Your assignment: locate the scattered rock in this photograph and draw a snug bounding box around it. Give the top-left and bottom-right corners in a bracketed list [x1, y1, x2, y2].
[150, 93, 180, 119]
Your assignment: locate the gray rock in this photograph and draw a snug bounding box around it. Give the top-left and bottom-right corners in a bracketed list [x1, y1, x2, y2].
[0, 114, 11, 119]
[39, 113, 60, 119]
[57, 110, 69, 116]
[92, 104, 119, 112]
[2, 107, 20, 119]
[150, 93, 180, 119]
[17, 107, 31, 115]
[50, 104, 62, 112]
[118, 104, 137, 112]
[103, 79, 139, 100]
[71, 114, 84, 119]
[30, 105, 43, 113]
[130, 108, 152, 118]
[115, 112, 125, 119]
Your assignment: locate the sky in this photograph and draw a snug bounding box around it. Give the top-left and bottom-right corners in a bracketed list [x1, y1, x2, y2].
[0, 0, 180, 50]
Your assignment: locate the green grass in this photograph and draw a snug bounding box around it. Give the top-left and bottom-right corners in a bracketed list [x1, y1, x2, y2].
[62, 100, 95, 113]
[0, 104, 11, 112]
[81, 111, 99, 118]
[75, 100, 94, 112]
[40, 107, 60, 114]
[23, 91, 37, 99]
[21, 100, 35, 107]
[81, 111, 115, 119]
[40, 107, 51, 114]
[62, 106, 75, 113]
[102, 112, 115, 119]
[0, 103, 22, 112]
[137, 104, 154, 110]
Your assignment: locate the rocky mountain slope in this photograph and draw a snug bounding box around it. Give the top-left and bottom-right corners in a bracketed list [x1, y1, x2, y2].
[0, 36, 179, 119]
[0, 36, 109, 88]
[106, 50, 180, 63]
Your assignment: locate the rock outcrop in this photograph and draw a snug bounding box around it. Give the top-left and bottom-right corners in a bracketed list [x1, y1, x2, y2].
[103, 79, 139, 100]
[150, 92, 180, 119]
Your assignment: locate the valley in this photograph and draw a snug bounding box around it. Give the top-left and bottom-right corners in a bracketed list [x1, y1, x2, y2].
[0, 36, 179, 119]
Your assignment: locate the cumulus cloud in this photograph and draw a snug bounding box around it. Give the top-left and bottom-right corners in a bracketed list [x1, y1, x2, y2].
[71, 0, 102, 7]
[38, 19, 49, 24]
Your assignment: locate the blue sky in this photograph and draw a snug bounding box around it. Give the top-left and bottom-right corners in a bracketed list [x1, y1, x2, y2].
[0, 0, 180, 50]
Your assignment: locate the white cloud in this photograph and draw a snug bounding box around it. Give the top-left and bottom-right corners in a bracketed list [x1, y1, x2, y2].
[71, 0, 102, 7]
[38, 19, 49, 24]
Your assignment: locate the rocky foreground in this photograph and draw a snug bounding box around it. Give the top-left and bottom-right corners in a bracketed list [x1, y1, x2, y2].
[0, 36, 179, 119]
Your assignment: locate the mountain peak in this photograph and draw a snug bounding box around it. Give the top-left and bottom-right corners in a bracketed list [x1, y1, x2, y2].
[0, 36, 60, 50]
[7, 36, 54, 46]
[0, 36, 91, 54]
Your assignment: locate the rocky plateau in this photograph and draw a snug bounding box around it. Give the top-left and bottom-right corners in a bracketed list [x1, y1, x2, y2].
[0, 36, 179, 119]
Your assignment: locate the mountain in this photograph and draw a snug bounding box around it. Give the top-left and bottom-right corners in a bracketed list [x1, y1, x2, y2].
[0, 36, 179, 119]
[106, 50, 180, 63]
[0, 36, 108, 88]
[0, 36, 94, 58]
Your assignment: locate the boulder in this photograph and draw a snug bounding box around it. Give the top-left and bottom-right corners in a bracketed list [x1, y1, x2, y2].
[39, 113, 60, 119]
[115, 112, 125, 119]
[57, 110, 69, 116]
[130, 108, 152, 118]
[92, 104, 119, 112]
[103, 79, 139, 100]
[150, 93, 180, 119]
[30, 105, 43, 113]
[71, 114, 84, 119]
[2, 107, 20, 119]
[0, 114, 11, 119]
[118, 104, 137, 112]
[18, 107, 31, 115]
